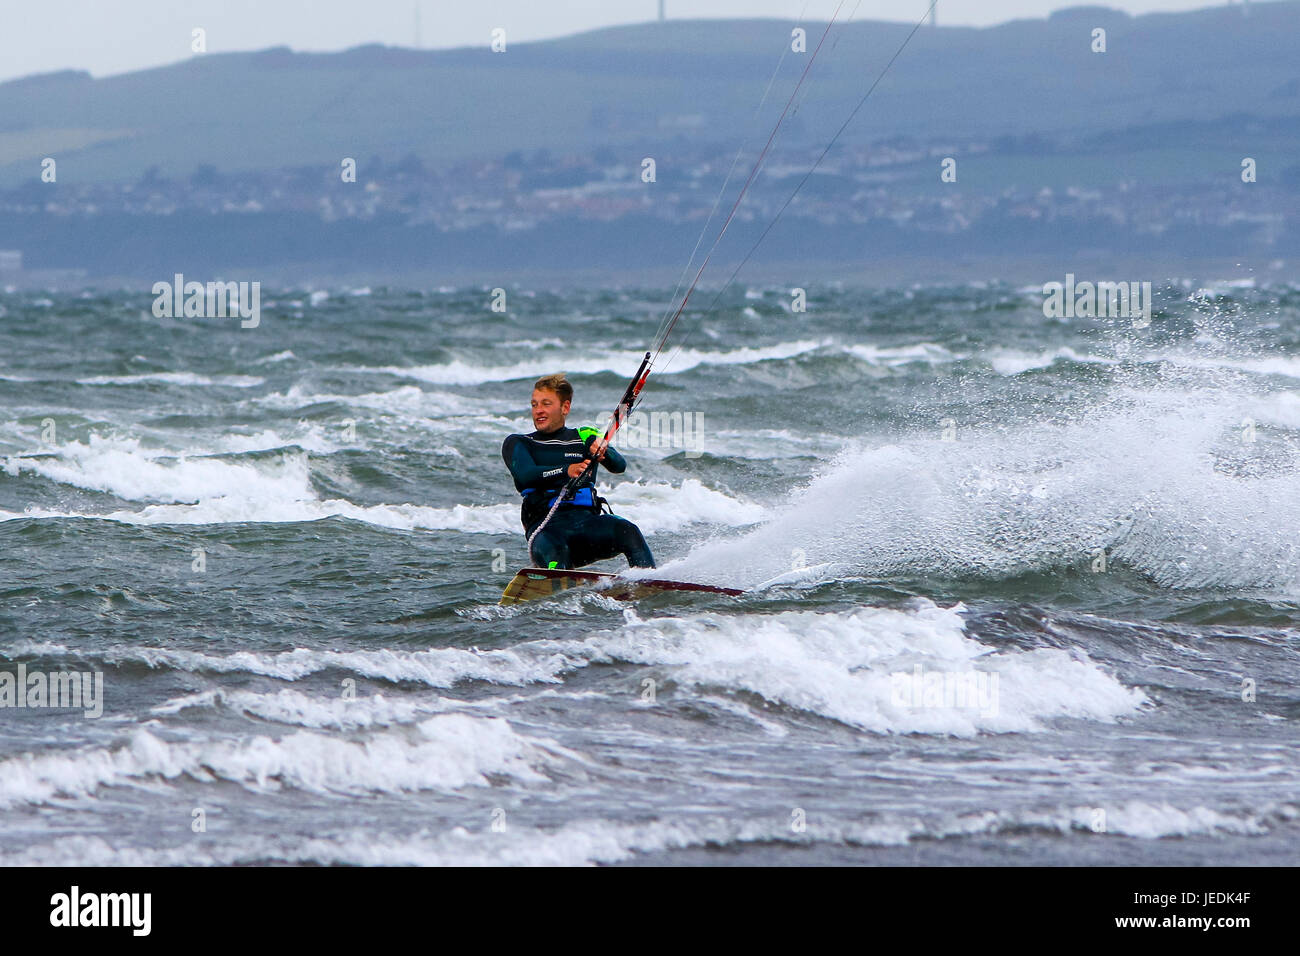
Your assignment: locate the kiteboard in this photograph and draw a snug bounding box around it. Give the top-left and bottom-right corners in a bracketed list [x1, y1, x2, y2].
[499, 567, 743, 605]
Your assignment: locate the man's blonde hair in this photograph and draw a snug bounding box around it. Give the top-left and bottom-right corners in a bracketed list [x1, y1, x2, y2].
[533, 374, 573, 404]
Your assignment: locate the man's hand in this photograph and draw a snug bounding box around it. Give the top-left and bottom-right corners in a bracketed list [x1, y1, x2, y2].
[566, 461, 590, 479]
[585, 434, 608, 463]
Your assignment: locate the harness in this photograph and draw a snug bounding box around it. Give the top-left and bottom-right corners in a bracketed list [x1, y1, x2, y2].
[514, 426, 613, 532]
[520, 484, 611, 529]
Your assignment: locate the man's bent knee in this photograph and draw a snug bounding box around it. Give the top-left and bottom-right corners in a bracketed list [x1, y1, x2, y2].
[613, 518, 655, 569]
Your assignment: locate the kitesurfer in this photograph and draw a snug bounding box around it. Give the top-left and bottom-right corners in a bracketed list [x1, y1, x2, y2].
[502, 374, 655, 570]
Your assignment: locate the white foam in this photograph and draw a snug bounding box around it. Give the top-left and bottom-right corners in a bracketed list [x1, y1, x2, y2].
[1167, 352, 1300, 381]
[365, 340, 828, 386]
[253, 382, 487, 417]
[1080, 800, 1269, 838]
[74, 372, 264, 387]
[17, 638, 588, 688]
[576, 603, 1145, 736]
[0, 715, 551, 809]
[986, 346, 1118, 376]
[844, 342, 958, 367]
[254, 350, 297, 364]
[4, 436, 314, 504]
[2, 430, 756, 532]
[663, 381, 1300, 592]
[1245, 390, 1300, 430]
[210, 426, 339, 455]
[749, 561, 843, 591]
[701, 427, 839, 460]
[151, 687, 449, 729]
[602, 478, 764, 532]
[8, 497, 524, 532]
[5, 795, 1274, 867]
[1196, 278, 1256, 294]
[12, 599, 1143, 737]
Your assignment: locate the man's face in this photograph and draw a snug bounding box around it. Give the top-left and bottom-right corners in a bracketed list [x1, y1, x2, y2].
[531, 389, 570, 432]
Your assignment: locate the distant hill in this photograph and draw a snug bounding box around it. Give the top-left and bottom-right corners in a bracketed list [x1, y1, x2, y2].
[2, 2, 1299, 184]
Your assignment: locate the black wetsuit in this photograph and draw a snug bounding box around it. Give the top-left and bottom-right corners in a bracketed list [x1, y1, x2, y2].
[501, 427, 655, 570]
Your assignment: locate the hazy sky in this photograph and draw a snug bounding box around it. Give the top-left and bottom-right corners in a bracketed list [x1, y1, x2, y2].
[1, 0, 1258, 83]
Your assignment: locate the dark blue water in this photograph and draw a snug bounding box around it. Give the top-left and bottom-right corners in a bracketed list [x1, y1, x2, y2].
[1, 280, 1298, 864]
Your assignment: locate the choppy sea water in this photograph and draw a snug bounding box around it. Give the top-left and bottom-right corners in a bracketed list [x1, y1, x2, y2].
[1, 280, 1298, 866]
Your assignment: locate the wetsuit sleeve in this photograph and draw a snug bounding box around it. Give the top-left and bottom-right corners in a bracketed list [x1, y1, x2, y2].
[588, 435, 627, 474]
[508, 438, 567, 489]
